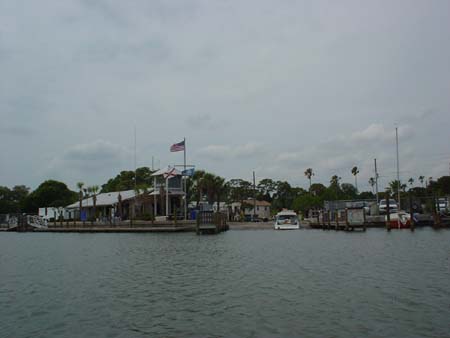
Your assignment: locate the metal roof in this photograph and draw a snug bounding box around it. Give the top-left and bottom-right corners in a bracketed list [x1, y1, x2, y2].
[66, 190, 147, 208]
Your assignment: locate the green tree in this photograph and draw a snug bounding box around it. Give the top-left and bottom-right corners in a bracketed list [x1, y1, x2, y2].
[89, 185, 100, 221]
[0, 185, 30, 213]
[368, 177, 376, 194]
[212, 176, 227, 210]
[23, 180, 77, 213]
[304, 168, 314, 192]
[292, 193, 321, 216]
[418, 175, 425, 188]
[272, 181, 295, 211]
[228, 179, 252, 204]
[341, 183, 357, 199]
[101, 167, 154, 193]
[358, 191, 375, 199]
[76, 182, 84, 221]
[351, 166, 360, 192]
[191, 170, 206, 206]
[408, 177, 414, 190]
[310, 183, 326, 197]
[256, 178, 276, 201]
[436, 176, 450, 195]
[329, 175, 341, 198]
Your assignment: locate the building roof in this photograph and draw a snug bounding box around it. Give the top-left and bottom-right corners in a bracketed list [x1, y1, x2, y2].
[66, 190, 148, 209]
[242, 199, 271, 207]
[151, 166, 182, 177]
[150, 190, 185, 196]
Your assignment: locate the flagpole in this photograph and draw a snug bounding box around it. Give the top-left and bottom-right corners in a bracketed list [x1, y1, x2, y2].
[184, 137, 187, 220]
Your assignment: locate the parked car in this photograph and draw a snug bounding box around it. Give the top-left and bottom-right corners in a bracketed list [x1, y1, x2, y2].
[379, 199, 398, 214]
[437, 198, 448, 213]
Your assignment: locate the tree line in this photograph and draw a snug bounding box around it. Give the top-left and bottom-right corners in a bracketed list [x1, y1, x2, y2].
[1, 166, 449, 215]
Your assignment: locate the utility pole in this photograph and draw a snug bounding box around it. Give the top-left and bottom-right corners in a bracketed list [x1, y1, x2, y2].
[133, 126, 137, 223]
[374, 158, 379, 203]
[253, 171, 256, 221]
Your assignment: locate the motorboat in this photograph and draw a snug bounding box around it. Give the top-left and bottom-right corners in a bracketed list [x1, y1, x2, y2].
[274, 210, 300, 230]
[386, 211, 411, 229]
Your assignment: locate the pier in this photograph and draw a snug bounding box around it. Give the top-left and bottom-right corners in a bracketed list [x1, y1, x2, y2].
[196, 211, 229, 235]
[309, 208, 367, 231]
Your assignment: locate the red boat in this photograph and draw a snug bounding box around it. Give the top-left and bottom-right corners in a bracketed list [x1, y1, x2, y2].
[386, 212, 411, 229]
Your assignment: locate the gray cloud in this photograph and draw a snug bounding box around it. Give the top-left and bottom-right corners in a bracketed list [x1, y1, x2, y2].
[0, 126, 37, 136]
[45, 140, 132, 187]
[0, 0, 449, 190]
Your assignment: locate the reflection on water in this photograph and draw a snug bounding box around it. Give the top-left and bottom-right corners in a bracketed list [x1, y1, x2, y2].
[1, 229, 449, 337]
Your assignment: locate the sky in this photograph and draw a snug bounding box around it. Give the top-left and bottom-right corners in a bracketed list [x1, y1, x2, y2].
[1, 0, 450, 192]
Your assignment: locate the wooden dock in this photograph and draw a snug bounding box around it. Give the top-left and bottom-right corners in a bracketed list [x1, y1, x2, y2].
[310, 208, 367, 231]
[196, 211, 229, 235]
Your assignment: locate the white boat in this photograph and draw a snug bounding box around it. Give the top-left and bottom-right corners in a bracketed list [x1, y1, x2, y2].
[274, 210, 300, 230]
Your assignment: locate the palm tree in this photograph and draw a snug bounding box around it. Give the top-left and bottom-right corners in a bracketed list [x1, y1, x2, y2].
[192, 170, 206, 207]
[408, 177, 414, 188]
[87, 186, 93, 223]
[213, 176, 226, 211]
[351, 166, 360, 192]
[91, 185, 99, 222]
[368, 177, 376, 194]
[330, 175, 341, 198]
[76, 182, 84, 222]
[330, 175, 341, 186]
[418, 175, 425, 188]
[304, 168, 314, 192]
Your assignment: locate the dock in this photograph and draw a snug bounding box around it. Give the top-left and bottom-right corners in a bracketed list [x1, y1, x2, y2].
[196, 211, 229, 235]
[309, 208, 367, 231]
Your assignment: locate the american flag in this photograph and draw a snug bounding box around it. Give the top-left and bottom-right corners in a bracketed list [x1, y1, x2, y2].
[170, 140, 185, 152]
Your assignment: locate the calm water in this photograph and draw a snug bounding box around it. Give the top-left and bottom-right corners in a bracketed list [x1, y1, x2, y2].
[1, 229, 449, 338]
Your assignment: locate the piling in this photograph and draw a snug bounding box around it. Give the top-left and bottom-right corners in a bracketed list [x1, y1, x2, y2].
[345, 208, 349, 230]
[335, 210, 339, 230]
[409, 193, 415, 231]
[385, 192, 391, 231]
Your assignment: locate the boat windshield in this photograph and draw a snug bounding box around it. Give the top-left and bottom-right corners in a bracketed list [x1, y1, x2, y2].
[277, 215, 297, 222]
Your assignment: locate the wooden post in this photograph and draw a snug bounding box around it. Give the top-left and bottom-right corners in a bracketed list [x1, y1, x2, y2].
[345, 208, 349, 231]
[409, 192, 415, 231]
[433, 195, 441, 228]
[362, 207, 366, 231]
[386, 192, 391, 231]
[335, 210, 339, 230]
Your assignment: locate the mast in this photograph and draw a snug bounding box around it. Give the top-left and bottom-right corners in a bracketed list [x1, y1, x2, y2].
[374, 158, 379, 203]
[396, 127, 401, 207]
[184, 137, 187, 220]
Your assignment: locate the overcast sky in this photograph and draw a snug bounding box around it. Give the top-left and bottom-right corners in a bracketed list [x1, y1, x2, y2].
[1, 0, 449, 192]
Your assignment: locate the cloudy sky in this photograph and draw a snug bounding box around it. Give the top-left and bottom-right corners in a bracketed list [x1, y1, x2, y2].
[1, 0, 449, 192]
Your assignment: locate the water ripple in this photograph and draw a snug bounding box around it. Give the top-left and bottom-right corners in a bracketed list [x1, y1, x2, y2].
[1, 229, 449, 337]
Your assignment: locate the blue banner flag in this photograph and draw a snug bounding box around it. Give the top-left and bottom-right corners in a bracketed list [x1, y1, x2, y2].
[182, 168, 195, 177]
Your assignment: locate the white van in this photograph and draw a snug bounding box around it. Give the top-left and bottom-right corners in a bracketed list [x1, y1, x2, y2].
[378, 199, 398, 214]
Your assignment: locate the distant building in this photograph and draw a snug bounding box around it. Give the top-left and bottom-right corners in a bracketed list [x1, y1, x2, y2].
[64, 166, 187, 221]
[229, 199, 271, 221]
[242, 199, 271, 220]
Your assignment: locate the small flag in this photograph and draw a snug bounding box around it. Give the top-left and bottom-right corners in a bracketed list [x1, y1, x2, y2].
[170, 140, 185, 152]
[182, 168, 195, 177]
[163, 168, 177, 179]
